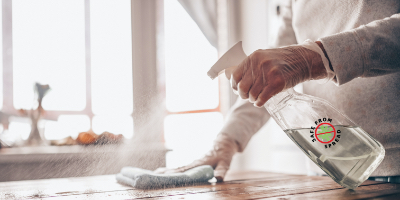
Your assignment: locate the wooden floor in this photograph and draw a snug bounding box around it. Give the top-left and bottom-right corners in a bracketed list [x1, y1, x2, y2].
[0, 171, 399, 199]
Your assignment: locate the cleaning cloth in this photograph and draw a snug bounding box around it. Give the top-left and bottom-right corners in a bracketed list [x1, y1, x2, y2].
[116, 165, 214, 189]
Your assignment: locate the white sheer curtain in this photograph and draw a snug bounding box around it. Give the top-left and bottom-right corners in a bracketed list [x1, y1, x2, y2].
[177, 0, 218, 48]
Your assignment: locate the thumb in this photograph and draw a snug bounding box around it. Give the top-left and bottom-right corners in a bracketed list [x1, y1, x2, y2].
[214, 160, 230, 182]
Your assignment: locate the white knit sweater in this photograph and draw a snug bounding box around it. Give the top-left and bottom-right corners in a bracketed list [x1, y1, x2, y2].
[221, 0, 400, 176]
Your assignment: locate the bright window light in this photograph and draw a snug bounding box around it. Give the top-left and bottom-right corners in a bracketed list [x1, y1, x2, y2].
[90, 0, 133, 116]
[9, 121, 31, 140]
[12, 0, 86, 110]
[44, 115, 90, 140]
[164, 0, 219, 112]
[164, 112, 223, 168]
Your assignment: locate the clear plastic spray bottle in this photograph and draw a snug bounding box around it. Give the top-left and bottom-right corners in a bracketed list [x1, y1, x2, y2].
[207, 42, 385, 189]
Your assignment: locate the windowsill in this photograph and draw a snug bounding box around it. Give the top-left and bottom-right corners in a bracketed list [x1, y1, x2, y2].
[0, 142, 168, 159]
[0, 142, 170, 182]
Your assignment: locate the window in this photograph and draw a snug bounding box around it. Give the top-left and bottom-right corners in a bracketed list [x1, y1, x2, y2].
[163, 0, 223, 168]
[13, 0, 86, 111]
[2, 0, 134, 143]
[1, 0, 225, 151]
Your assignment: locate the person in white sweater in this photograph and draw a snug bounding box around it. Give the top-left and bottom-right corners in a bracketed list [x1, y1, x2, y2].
[157, 0, 400, 183]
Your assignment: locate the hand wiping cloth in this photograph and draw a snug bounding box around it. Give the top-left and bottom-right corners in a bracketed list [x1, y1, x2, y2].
[116, 165, 214, 189]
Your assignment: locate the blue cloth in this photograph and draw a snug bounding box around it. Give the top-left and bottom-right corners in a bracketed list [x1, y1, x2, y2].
[116, 165, 214, 189]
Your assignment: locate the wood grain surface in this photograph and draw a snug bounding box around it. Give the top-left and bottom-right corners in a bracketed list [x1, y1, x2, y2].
[0, 171, 398, 199]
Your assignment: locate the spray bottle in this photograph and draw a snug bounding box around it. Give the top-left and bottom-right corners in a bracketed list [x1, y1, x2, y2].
[207, 42, 385, 189]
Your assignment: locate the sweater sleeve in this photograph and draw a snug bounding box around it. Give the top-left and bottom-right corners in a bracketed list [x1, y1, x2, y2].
[220, 98, 270, 152]
[320, 13, 400, 85]
[220, 0, 297, 152]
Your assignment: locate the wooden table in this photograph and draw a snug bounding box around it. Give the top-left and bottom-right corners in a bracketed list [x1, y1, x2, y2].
[1, 171, 399, 199]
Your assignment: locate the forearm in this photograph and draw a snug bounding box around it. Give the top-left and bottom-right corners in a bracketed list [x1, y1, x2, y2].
[220, 98, 270, 152]
[319, 13, 400, 85]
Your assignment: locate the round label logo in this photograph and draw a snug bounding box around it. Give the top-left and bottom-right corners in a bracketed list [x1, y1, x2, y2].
[310, 118, 341, 149]
[315, 123, 336, 144]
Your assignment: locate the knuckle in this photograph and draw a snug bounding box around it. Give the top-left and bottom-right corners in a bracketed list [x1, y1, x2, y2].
[232, 71, 241, 82]
[249, 96, 256, 103]
[268, 66, 281, 76]
[249, 87, 260, 100]
[238, 82, 249, 92]
[240, 93, 249, 100]
[239, 91, 249, 100]
[252, 50, 263, 58]
[273, 75, 285, 86]
[239, 92, 249, 99]
[259, 60, 271, 69]
[248, 51, 261, 62]
[230, 78, 238, 90]
[267, 68, 285, 85]
[249, 90, 257, 99]
[254, 101, 264, 108]
[257, 94, 268, 103]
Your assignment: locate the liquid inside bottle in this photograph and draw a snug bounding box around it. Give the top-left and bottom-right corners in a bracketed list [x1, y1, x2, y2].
[284, 125, 385, 189]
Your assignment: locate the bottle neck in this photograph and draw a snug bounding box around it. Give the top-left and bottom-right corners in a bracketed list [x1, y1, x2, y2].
[264, 88, 296, 113]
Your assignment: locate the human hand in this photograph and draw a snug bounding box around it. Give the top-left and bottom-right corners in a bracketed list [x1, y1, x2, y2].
[231, 41, 329, 107]
[154, 134, 238, 182]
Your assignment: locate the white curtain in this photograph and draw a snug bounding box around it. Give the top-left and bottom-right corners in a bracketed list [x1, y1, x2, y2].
[178, 0, 218, 48]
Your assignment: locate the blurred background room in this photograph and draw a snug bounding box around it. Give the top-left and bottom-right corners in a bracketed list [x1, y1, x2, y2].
[0, 0, 307, 182]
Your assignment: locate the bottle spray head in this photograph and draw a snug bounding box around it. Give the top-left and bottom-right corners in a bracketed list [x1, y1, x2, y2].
[207, 41, 247, 80]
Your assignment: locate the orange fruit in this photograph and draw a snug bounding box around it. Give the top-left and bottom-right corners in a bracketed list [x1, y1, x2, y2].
[77, 132, 98, 145]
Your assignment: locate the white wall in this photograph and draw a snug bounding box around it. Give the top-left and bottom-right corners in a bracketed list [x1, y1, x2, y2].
[229, 0, 308, 175]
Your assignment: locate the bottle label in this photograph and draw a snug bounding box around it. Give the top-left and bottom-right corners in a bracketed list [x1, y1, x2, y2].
[310, 118, 341, 149]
